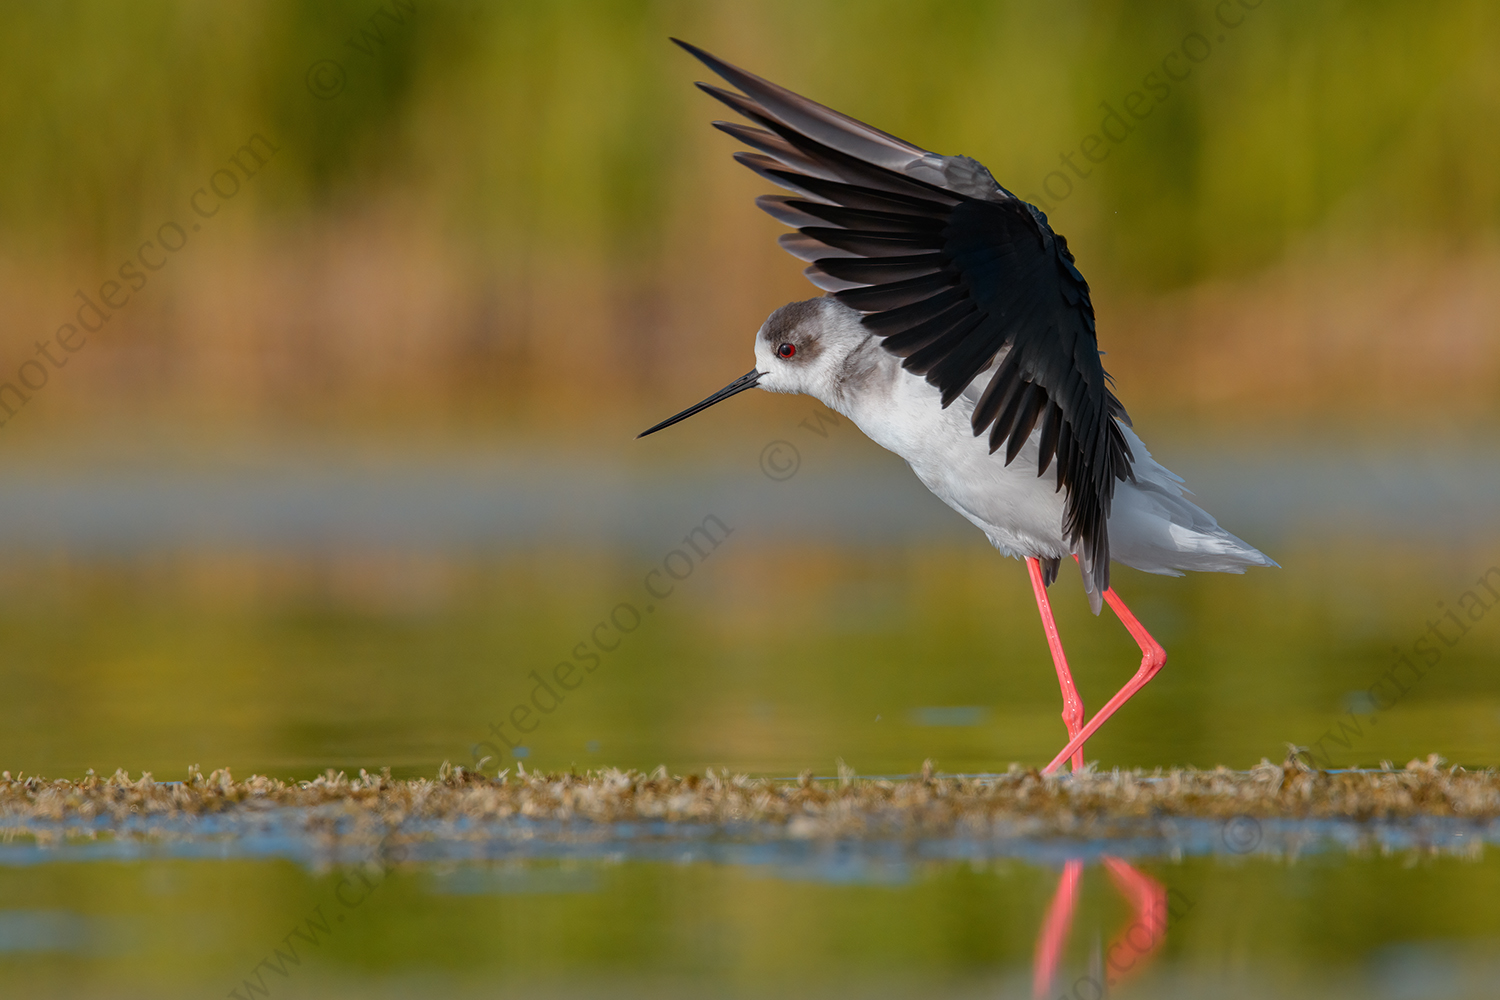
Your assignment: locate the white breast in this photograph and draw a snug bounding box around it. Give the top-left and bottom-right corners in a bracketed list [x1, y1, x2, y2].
[826, 358, 1072, 559]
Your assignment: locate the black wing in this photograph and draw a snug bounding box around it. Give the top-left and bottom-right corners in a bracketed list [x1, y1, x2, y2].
[674, 39, 1134, 601]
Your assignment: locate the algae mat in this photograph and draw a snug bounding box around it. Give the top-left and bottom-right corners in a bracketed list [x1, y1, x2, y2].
[3, 756, 1496, 867]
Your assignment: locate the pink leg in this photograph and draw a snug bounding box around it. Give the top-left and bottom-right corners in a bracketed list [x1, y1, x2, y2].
[1044, 583, 1167, 774]
[1100, 857, 1168, 987]
[1026, 557, 1086, 771]
[1032, 859, 1083, 999]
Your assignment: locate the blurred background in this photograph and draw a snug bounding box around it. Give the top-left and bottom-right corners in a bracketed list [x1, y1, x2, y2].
[4, 0, 1500, 779]
[2, 0, 1498, 778]
[4, 2, 1500, 997]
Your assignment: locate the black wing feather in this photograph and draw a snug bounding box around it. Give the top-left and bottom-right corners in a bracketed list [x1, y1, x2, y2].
[800, 228, 947, 255]
[765, 171, 957, 217]
[837, 271, 961, 312]
[813, 253, 950, 283]
[881, 302, 978, 356]
[859, 287, 972, 333]
[674, 39, 1134, 601]
[902, 311, 986, 371]
[788, 202, 947, 233]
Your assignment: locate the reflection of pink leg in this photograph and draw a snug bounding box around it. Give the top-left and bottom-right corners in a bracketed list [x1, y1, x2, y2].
[1044, 583, 1166, 774]
[1026, 557, 1085, 771]
[1032, 859, 1083, 999]
[1101, 857, 1168, 987]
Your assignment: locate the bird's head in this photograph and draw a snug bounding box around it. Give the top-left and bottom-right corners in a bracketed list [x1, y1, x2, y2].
[638, 297, 871, 438]
[752, 297, 871, 398]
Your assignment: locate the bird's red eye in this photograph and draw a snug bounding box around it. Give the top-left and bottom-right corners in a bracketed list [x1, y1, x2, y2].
[777, 343, 796, 359]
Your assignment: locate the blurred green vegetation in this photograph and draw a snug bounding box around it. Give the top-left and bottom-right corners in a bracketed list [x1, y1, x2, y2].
[0, 1, 1496, 437]
[1, 1, 1496, 277]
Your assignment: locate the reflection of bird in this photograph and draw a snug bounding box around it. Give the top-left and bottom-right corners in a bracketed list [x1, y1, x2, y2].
[640, 40, 1274, 772]
[1033, 857, 1168, 998]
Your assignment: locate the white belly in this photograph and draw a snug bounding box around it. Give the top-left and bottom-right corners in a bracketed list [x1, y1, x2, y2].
[833, 370, 1071, 559]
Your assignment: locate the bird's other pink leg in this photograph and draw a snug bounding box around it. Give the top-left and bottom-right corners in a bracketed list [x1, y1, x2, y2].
[1032, 859, 1083, 999]
[1026, 556, 1085, 771]
[1100, 857, 1169, 987]
[1044, 584, 1167, 773]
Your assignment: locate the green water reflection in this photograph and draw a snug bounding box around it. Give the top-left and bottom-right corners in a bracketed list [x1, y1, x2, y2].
[1, 852, 1498, 998]
[1, 539, 1498, 997]
[1, 539, 1497, 779]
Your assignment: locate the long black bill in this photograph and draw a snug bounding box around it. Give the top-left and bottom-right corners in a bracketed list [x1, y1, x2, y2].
[637, 369, 763, 438]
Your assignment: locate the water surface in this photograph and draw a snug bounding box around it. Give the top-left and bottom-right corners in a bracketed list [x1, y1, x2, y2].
[1, 443, 1497, 997]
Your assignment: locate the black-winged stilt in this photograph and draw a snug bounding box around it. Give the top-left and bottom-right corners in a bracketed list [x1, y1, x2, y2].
[640, 40, 1275, 772]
